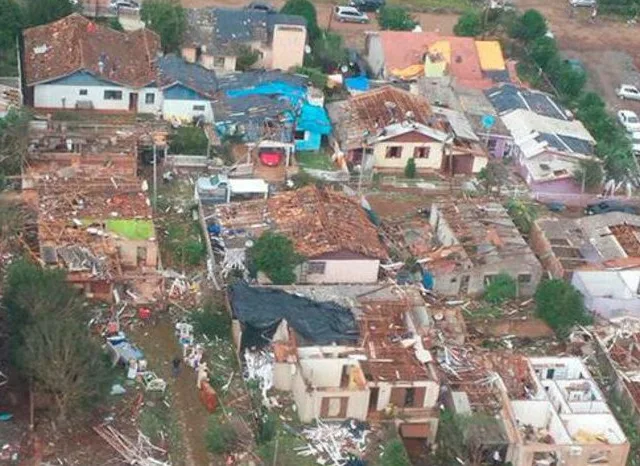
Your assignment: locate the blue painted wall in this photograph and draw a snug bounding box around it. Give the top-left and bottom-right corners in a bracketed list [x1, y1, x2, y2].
[295, 131, 322, 152]
[163, 83, 206, 101]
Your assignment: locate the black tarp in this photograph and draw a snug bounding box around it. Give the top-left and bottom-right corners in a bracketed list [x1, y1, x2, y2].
[228, 282, 360, 348]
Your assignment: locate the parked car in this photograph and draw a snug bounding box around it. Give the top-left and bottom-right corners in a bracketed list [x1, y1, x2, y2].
[334, 6, 369, 23]
[110, 0, 139, 10]
[245, 1, 275, 13]
[569, 0, 596, 7]
[349, 0, 385, 12]
[585, 200, 637, 215]
[618, 109, 640, 133]
[628, 131, 640, 155]
[545, 201, 566, 212]
[617, 84, 640, 101]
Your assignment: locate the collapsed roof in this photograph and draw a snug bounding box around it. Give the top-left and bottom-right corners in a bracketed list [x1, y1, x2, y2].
[228, 282, 359, 347]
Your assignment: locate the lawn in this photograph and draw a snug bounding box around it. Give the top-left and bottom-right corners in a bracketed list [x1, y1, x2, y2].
[388, 0, 474, 12]
[296, 151, 335, 170]
[106, 219, 155, 240]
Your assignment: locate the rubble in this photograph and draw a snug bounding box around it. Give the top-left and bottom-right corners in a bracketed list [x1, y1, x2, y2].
[297, 419, 370, 465]
[94, 425, 169, 466]
[243, 349, 274, 405]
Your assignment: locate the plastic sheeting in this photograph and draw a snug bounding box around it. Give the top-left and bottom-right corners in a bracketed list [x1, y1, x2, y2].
[228, 282, 359, 348]
[344, 76, 370, 92]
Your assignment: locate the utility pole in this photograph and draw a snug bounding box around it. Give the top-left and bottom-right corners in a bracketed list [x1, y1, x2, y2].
[153, 143, 158, 208]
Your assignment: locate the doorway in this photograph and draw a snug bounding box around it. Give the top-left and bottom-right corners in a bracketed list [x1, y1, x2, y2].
[129, 92, 138, 112]
[368, 387, 379, 412]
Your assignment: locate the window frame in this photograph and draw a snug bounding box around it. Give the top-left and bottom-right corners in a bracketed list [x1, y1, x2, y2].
[145, 92, 155, 104]
[103, 90, 123, 100]
[413, 146, 431, 159]
[307, 261, 326, 275]
[192, 104, 206, 112]
[79, 89, 88, 96]
[385, 146, 402, 159]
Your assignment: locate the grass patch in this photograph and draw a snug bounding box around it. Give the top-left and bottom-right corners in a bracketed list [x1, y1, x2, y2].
[139, 393, 186, 465]
[388, 0, 474, 12]
[296, 151, 334, 170]
[169, 126, 208, 156]
[106, 219, 155, 240]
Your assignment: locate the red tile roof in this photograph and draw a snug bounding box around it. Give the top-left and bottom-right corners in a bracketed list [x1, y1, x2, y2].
[23, 13, 160, 87]
[377, 32, 493, 89]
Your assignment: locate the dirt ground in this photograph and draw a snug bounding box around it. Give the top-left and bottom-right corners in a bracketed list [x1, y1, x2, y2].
[180, 0, 458, 48]
[515, 0, 640, 113]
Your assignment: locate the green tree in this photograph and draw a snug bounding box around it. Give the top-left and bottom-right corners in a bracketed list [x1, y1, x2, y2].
[404, 157, 416, 178]
[281, 0, 320, 41]
[477, 161, 509, 194]
[306, 32, 348, 72]
[506, 198, 538, 234]
[530, 36, 557, 70]
[380, 439, 411, 466]
[236, 45, 261, 71]
[141, 0, 185, 52]
[377, 5, 416, 31]
[484, 273, 517, 304]
[574, 159, 603, 191]
[512, 9, 547, 42]
[454, 10, 482, 37]
[26, 0, 74, 27]
[0, 0, 22, 51]
[295, 66, 327, 89]
[205, 414, 238, 453]
[551, 61, 586, 100]
[169, 126, 208, 155]
[108, 16, 124, 32]
[0, 108, 31, 182]
[2, 260, 109, 424]
[250, 231, 303, 285]
[535, 279, 592, 337]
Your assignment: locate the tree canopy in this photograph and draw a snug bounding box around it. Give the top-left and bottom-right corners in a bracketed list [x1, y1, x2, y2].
[484, 273, 517, 304]
[454, 10, 482, 37]
[236, 45, 261, 71]
[377, 5, 416, 31]
[250, 232, 303, 285]
[25, 0, 74, 27]
[0, 108, 32, 188]
[2, 260, 110, 423]
[535, 279, 593, 337]
[281, 0, 320, 41]
[141, 0, 186, 52]
[511, 9, 547, 42]
[0, 0, 22, 50]
[507, 199, 538, 234]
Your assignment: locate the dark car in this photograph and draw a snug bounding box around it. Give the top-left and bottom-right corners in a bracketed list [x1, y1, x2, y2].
[349, 0, 385, 12]
[245, 1, 275, 13]
[585, 200, 637, 215]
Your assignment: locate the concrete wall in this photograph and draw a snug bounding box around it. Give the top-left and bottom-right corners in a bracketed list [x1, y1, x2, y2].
[572, 271, 640, 319]
[162, 99, 213, 123]
[374, 380, 439, 411]
[298, 259, 380, 284]
[33, 83, 160, 112]
[271, 25, 306, 71]
[372, 141, 444, 171]
[529, 221, 566, 279]
[364, 33, 385, 78]
[472, 155, 488, 173]
[116, 239, 158, 269]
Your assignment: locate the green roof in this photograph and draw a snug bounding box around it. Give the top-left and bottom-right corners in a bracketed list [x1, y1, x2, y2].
[105, 219, 155, 240]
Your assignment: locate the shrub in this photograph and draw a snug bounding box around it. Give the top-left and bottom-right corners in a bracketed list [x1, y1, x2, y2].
[454, 10, 482, 37]
[506, 199, 538, 234]
[296, 66, 328, 89]
[191, 297, 231, 340]
[256, 409, 277, 445]
[281, 0, 320, 40]
[306, 32, 348, 72]
[404, 157, 416, 179]
[511, 9, 547, 42]
[108, 17, 124, 31]
[535, 279, 592, 337]
[530, 36, 557, 70]
[141, 0, 186, 52]
[574, 159, 603, 190]
[169, 126, 208, 155]
[381, 439, 411, 466]
[205, 415, 238, 453]
[484, 273, 516, 304]
[236, 45, 260, 71]
[250, 231, 303, 284]
[378, 5, 416, 31]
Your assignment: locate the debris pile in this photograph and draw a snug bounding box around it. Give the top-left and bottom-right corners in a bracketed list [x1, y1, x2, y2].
[296, 419, 370, 465]
[94, 425, 170, 466]
[243, 349, 274, 405]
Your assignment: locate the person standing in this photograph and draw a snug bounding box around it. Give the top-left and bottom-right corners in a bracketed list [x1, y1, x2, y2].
[172, 356, 181, 378]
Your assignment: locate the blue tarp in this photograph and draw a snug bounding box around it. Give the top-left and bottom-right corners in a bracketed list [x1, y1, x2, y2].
[297, 103, 331, 134]
[226, 81, 307, 107]
[345, 76, 370, 92]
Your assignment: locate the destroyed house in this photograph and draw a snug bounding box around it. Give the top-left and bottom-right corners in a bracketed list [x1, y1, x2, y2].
[531, 213, 640, 318]
[22, 14, 161, 112]
[206, 186, 387, 284]
[229, 284, 440, 440]
[33, 174, 159, 302]
[428, 202, 542, 296]
[182, 8, 307, 73]
[327, 86, 487, 176]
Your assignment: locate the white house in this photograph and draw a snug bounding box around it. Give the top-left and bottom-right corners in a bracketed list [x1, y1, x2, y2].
[22, 14, 162, 113]
[572, 270, 640, 319]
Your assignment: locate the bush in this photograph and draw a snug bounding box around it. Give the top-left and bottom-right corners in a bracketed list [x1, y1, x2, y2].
[378, 5, 416, 31]
[550, 60, 586, 101]
[454, 10, 482, 37]
[281, 0, 320, 40]
[484, 273, 516, 304]
[574, 159, 603, 190]
[511, 9, 547, 42]
[306, 32, 348, 73]
[535, 279, 592, 337]
[141, 0, 186, 52]
[506, 199, 538, 234]
[295, 66, 327, 89]
[205, 415, 238, 453]
[236, 45, 260, 71]
[256, 409, 277, 445]
[108, 17, 124, 31]
[169, 126, 208, 155]
[250, 231, 303, 284]
[404, 157, 416, 178]
[530, 36, 557, 70]
[191, 297, 231, 340]
[381, 439, 411, 466]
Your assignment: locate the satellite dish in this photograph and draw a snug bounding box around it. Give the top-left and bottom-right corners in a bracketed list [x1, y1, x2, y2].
[340, 65, 349, 73]
[481, 114, 496, 129]
[245, 239, 255, 248]
[304, 45, 312, 54]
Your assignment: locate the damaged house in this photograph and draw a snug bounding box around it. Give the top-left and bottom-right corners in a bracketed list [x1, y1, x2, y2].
[530, 213, 640, 318]
[22, 14, 161, 112]
[427, 202, 543, 296]
[228, 283, 440, 443]
[28, 173, 159, 302]
[327, 86, 487, 176]
[205, 185, 387, 284]
[182, 7, 307, 73]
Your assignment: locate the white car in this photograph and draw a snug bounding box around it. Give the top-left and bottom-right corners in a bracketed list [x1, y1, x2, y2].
[569, 0, 596, 7]
[618, 110, 640, 133]
[628, 131, 640, 155]
[334, 6, 369, 23]
[617, 84, 640, 101]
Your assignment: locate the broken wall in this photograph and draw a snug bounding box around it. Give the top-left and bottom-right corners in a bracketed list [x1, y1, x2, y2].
[297, 258, 381, 285]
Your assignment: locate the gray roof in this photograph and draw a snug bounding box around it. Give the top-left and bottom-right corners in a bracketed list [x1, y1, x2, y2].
[157, 54, 218, 97]
[217, 70, 307, 91]
[184, 7, 306, 55]
[485, 83, 569, 120]
[536, 132, 594, 155]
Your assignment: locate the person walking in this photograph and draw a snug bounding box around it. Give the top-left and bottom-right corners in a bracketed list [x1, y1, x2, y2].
[172, 356, 181, 378]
